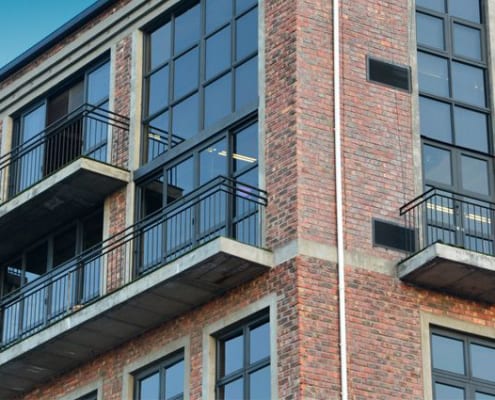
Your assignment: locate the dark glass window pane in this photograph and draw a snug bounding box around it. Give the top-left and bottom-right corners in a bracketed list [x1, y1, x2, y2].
[435, 383, 465, 400]
[206, 26, 231, 80]
[148, 65, 169, 116]
[174, 47, 199, 100]
[449, 0, 480, 23]
[25, 243, 48, 284]
[221, 332, 244, 375]
[432, 334, 465, 374]
[235, 122, 258, 172]
[172, 93, 199, 145]
[142, 175, 164, 216]
[150, 22, 171, 69]
[461, 156, 489, 196]
[250, 366, 270, 400]
[420, 97, 452, 143]
[205, 73, 232, 128]
[165, 360, 184, 399]
[139, 372, 160, 400]
[236, 8, 258, 61]
[174, 4, 200, 54]
[200, 139, 228, 184]
[454, 107, 488, 152]
[2, 260, 22, 295]
[53, 227, 77, 267]
[416, 0, 445, 12]
[148, 111, 169, 160]
[235, 56, 258, 111]
[87, 62, 109, 105]
[418, 52, 449, 97]
[83, 213, 102, 251]
[423, 145, 452, 186]
[236, 0, 257, 15]
[476, 393, 495, 400]
[452, 62, 485, 107]
[167, 157, 194, 203]
[250, 322, 270, 363]
[453, 24, 482, 61]
[206, 0, 232, 33]
[471, 343, 495, 381]
[222, 378, 243, 400]
[416, 13, 445, 50]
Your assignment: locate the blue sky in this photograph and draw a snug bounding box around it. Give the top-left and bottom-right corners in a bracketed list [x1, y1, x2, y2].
[0, 0, 97, 68]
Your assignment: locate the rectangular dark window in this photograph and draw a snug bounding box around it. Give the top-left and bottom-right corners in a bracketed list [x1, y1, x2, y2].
[431, 328, 495, 399]
[372, 219, 415, 252]
[367, 56, 411, 91]
[215, 312, 270, 400]
[133, 351, 184, 400]
[76, 391, 97, 400]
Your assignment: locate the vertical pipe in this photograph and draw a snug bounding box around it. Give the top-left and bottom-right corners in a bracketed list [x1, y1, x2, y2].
[333, 0, 348, 398]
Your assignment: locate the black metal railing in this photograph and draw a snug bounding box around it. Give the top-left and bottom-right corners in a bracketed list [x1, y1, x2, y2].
[0, 104, 129, 204]
[0, 176, 267, 349]
[400, 188, 495, 256]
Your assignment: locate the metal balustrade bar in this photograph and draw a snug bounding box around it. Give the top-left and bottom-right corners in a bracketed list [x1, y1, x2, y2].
[0, 176, 267, 349]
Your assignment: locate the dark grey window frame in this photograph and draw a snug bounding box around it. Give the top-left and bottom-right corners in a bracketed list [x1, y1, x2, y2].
[133, 350, 184, 400]
[215, 310, 270, 400]
[141, 0, 259, 165]
[431, 327, 495, 399]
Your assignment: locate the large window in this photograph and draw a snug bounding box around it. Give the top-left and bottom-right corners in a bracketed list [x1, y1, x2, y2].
[142, 0, 258, 163]
[416, 0, 494, 252]
[431, 328, 495, 399]
[133, 351, 184, 400]
[215, 312, 270, 400]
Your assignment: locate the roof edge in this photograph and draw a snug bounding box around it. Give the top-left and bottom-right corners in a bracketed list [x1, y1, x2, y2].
[0, 0, 119, 83]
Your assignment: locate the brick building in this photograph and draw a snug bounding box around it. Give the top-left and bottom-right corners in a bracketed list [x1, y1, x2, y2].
[0, 0, 493, 399]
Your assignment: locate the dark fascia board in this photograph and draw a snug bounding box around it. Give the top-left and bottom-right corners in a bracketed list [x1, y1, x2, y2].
[0, 0, 119, 83]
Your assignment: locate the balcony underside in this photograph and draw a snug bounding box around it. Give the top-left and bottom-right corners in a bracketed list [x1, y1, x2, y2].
[398, 242, 495, 303]
[0, 158, 129, 260]
[0, 237, 273, 398]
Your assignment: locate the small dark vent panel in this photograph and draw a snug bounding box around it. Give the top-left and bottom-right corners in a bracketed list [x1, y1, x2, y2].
[367, 57, 411, 92]
[373, 219, 415, 252]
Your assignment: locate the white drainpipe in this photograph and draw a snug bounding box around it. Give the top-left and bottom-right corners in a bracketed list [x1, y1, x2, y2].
[333, 0, 348, 398]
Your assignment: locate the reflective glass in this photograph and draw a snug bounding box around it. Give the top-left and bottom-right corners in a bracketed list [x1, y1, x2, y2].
[235, 122, 258, 172]
[174, 4, 200, 54]
[235, 56, 258, 111]
[471, 343, 495, 382]
[206, 0, 232, 33]
[416, 13, 445, 50]
[250, 366, 271, 400]
[476, 393, 495, 400]
[236, 8, 258, 61]
[416, 0, 445, 12]
[420, 97, 452, 143]
[87, 62, 109, 105]
[221, 332, 244, 375]
[148, 111, 169, 160]
[454, 107, 488, 152]
[174, 47, 199, 100]
[423, 145, 452, 186]
[205, 73, 232, 128]
[453, 24, 482, 61]
[206, 26, 231, 80]
[165, 360, 184, 399]
[418, 52, 449, 97]
[461, 155, 489, 196]
[236, 0, 257, 15]
[167, 157, 194, 203]
[200, 139, 228, 184]
[223, 378, 243, 400]
[148, 65, 169, 116]
[435, 383, 465, 400]
[449, 0, 480, 23]
[150, 22, 171, 69]
[250, 322, 270, 363]
[452, 62, 485, 107]
[172, 93, 199, 144]
[139, 372, 160, 400]
[432, 334, 465, 374]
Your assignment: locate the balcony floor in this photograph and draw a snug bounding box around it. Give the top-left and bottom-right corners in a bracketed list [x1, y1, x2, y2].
[0, 237, 273, 398]
[398, 242, 495, 303]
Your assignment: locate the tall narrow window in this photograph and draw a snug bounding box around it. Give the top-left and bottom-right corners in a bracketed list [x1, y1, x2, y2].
[142, 0, 258, 163]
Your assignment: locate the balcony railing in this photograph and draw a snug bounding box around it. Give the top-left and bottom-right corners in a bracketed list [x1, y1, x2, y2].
[400, 188, 495, 256]
[0, 176, 267, 349]
[0, 104, 129, 204]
